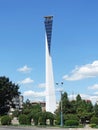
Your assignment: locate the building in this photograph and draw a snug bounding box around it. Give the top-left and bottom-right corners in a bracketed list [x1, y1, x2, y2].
[12, 95, 23, 110]
[31, 101, 46, 112]
[8, 95, 23, 115]
[44, 16, 56, 113]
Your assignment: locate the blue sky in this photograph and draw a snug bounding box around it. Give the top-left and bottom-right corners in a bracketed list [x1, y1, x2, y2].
[0, 0, 98, 103]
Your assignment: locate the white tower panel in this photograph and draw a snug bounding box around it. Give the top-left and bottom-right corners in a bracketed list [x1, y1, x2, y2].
[44, 16, 56, 113]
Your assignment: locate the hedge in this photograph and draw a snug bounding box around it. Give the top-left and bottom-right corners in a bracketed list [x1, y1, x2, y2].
[19, 114, 31, 125]
[1, 115, 11, 125]
[65, 119, 79, 126]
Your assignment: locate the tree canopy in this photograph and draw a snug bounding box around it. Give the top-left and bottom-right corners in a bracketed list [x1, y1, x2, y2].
[0, 76, 20, 115]
[55, 92, 94, 125]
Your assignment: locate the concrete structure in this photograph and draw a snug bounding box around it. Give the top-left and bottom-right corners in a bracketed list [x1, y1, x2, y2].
[44, 16, 56, 113]
[12, 95, 23, 110]
[8, 95, 23, 115]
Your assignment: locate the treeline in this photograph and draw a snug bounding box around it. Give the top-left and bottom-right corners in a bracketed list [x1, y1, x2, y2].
[0, 76, 98, 127]
[55, 92, 98, 126]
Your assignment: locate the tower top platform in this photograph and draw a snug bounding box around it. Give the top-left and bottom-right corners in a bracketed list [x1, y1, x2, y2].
[44, 16, 53, 19]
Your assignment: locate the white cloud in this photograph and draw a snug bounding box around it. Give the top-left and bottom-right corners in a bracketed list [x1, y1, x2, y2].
[68, 93, 98, 104]
[38, 83, 46, 88]
[89, 95, 98, 104]
[17, 65, 32, 73]
[88, 84, 98, 90]
[23, 90, 98, 104]
[23, 90, 46, 97]
[63, 60, 98, 81]
[56, 88, 63, 92]
[68, 94, 89, 101]
[94, 92, 98, 95]
[19, 77, 34, 84]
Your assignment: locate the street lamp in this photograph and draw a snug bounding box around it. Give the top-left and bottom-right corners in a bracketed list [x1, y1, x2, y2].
[56, 82, 63, 127]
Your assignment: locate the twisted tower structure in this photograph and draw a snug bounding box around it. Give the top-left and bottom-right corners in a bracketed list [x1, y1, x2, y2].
[44, 16, 56, 113]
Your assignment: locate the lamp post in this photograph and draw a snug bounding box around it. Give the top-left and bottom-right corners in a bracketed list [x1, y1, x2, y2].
[56, 82, 63, 127]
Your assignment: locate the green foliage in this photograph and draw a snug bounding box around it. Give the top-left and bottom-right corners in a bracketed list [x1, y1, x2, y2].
[90, 124, 96, 128]
[23, 99, 32, 109]
[0, 76, 20, 115]
[76, 94, 82, 102]
[65, 119, 79, 126]
[90, 116, 98, 125]
[19, 114, 31, 125]
[37, 111, 54, 126]
[62, 92, 71, 114]
[55, 92, 94, 126]
[23, 108, 31, 115]
[54, 114, 60, 125]
[86, 100, 93, 113]
[22, 100, 43, 125]
[46, 112, 54, 125]
[75, 95, 93, 124]
[94, 103, 98, 117]
[64, 114, 79, 122]
[1, 115, 11, 125]
[23, 100, 42, 114]
[32, 112, 39, 125]
[12, 110, 21, 117]
[38, 112, 46, 125]
[69, 100, 77, 114]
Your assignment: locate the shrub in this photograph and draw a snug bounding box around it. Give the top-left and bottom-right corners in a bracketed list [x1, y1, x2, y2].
[64, 114, 79, 121]
[1, 115, 11, 125]
[90, 116, 98, 125]
[54, 115, 60, 125]
[90, 124, 96, 128]
[38, 113, 46, 125]
[12, 110, 20, 117]
[19, 114, 31, 125]
[65, 119, 79, 126]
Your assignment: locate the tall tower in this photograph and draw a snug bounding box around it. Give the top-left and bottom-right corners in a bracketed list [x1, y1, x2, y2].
[44, 16, 56, 113]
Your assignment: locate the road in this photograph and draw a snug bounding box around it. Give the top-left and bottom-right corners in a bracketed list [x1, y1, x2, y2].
[0, 126, 63, 130]
[0, 126, 97, 130]
[0, 126, 68, 130]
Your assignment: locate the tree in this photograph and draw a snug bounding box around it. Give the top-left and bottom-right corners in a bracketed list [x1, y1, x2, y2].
[69, 100, 77, 114]
[22, 100, 42, 125]
[76, 95, 93, 124]
[90, 116, 98, 125]
[55, 92, 94, 126]
[86, 100, 93, 113]
[64, 114, 79, 122]
[62, 92, 71, 114]
[38, 111, 54, 126]
[45, 112, 54, 125]
[94, 103, 98, 117]
[76, 94, 82, 102]
[0, 76, 20, 115]
[55, 92, 71, 125]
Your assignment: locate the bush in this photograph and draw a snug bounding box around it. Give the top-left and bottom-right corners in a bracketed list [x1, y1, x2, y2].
[90, 116, 98, 125]
[54, 114, 60, 125]
[90, 124, 96, 128]
[38, 112, 46, 125]
[19, 114, 31, 125]
[65, 120, 79, 126]
[1, 115, 11, 125]
[13, 110, 20, 117]
[64, 114, 79, 121]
